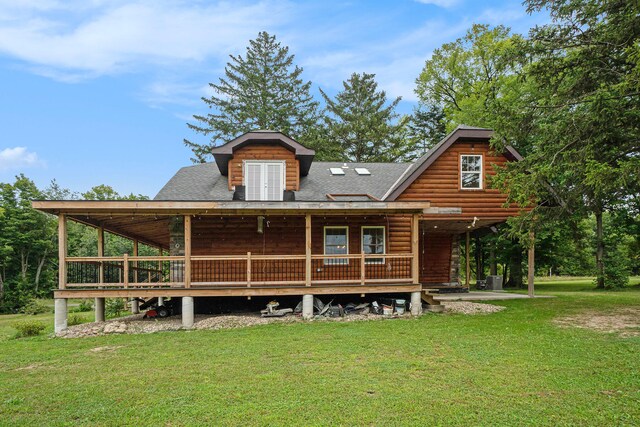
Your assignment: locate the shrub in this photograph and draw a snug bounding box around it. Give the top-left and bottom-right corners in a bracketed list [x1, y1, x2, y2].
[20, 299, 52, 315]
[13, 320, 47, 338]
[71, 300, 93, 313]
[68, 314, 85, 326]
[106, 298, 125, 318]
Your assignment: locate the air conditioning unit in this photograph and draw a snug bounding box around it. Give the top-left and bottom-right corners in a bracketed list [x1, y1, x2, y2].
[485, 275, 503, 291]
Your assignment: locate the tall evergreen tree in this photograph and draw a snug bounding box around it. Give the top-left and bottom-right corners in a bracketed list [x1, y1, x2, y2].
[408, 104, 447, 154]
[185, 31, 320, 162]
[319, 72, 414, 162]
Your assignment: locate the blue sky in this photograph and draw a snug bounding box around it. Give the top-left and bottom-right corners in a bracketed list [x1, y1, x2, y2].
[0, 0, 548, 198]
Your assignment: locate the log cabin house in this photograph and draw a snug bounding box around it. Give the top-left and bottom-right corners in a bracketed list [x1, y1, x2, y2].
[33, 126, 526, 333]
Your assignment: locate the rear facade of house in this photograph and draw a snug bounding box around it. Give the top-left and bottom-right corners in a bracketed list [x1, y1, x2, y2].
[33, 126, 524, 332]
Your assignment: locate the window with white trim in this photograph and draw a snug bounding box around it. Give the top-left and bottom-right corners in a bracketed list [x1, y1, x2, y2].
[324, 226, 349, 265]
[460, 154, 483, 189]
[244, 161, 285, 201]
[361, 226, 385, 264]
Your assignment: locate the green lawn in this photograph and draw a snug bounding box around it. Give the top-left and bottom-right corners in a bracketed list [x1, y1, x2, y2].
[1, 279, 639, 426]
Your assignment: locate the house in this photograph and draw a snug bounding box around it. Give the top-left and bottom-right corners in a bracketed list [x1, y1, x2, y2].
[33, 126, 527, 333]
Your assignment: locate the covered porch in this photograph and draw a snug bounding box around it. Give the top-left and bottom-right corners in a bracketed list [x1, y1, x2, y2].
[34, 200, 453, 332]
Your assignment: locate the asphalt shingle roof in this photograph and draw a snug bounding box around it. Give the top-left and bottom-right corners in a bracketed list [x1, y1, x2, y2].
[154, 161, 411, 201]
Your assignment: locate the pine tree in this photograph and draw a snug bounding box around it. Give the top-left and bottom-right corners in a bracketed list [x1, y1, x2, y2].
[408, 104, 447, 154]
[185, 31, 320, 162]
[319, 73, 414, 163]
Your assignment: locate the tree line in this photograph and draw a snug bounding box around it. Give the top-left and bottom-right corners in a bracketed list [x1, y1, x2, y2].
[0, 176, 151, 312]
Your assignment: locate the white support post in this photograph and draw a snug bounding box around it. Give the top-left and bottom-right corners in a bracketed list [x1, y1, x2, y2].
[95, 297, 105, 322]
[410, 291, 422, 316]
[54, 298, 68, 334]
[302, 294, 314, 320]
[182, 296, 194, 328]
[158, 297, 165, 306]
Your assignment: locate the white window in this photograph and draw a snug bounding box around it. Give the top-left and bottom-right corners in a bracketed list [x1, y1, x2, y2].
[354, 167, 371, 175]
[329, 167, 345, 175]
[460, 154, 483, 189]
[244, 161, 285, 201]
[324, 226, 349, 265]
[361, 226, 385, 264]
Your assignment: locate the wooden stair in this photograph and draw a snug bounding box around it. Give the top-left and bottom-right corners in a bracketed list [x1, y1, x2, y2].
[421, 290, 441, 306]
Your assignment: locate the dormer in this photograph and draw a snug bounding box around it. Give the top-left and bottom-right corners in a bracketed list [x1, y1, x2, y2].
[212, 130, 315, 200]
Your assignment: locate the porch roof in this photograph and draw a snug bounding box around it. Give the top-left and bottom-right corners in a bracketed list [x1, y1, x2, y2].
[32, 200, 432, 215]
[32, 200, 442, 250]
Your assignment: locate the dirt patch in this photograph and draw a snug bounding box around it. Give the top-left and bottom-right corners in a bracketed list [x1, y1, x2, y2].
[89, 345, 124, 353]
[56, 303, 505, 338]
[554, 307, 640, 337]
[14, 363, 44, 371]
[444, 301, 506, 315]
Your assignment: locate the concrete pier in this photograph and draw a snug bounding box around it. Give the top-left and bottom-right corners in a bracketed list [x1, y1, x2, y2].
[131, 299, 140, 314]
[411, 291, 422, 316]
[95, 297, 105, 322]
[54, 298, 68, 334]
[302, 294, 314, 320]
[182, 297, 194, 328]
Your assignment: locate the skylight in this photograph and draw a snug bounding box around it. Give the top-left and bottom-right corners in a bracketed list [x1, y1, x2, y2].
[329, 168, 345, 175]
[354, 168, 371, 175]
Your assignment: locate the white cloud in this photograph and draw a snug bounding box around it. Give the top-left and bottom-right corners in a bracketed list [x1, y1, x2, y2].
[414, 0, 459, 8]
[0, 1, 291, 80]
[303, 18, 468, 102]
[0, 147, 43, 171]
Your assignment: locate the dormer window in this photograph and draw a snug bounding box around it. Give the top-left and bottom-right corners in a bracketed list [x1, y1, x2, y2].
[460, 154, 483, 189]
[244, 161, 285, 201]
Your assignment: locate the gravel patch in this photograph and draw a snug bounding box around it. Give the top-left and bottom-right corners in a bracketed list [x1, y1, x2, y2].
[443, 301, 506, 315]
[57, 302, 505, 338]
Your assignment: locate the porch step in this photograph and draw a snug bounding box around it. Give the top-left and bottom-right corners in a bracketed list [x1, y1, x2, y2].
[421, 291, 441, 306]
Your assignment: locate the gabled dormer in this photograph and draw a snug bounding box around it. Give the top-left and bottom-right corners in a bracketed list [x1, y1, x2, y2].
[211, 130, 315, 200]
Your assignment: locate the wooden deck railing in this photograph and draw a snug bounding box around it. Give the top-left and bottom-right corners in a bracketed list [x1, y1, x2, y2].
[64, 253, 415, 289]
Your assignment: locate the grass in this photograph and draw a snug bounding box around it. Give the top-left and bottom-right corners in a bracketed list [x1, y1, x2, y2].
[1, 279, 639, 426]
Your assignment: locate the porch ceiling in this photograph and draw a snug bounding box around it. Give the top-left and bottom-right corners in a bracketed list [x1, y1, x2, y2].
[68, 214, 171, 249]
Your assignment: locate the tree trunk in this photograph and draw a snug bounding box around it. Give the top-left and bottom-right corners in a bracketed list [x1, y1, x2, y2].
[34, 248, 48, 294]
[502, 263, 508, 285]
[489, 243, 497, 276]
[20, 250, 29, 282]
[595, 209, 605, 289]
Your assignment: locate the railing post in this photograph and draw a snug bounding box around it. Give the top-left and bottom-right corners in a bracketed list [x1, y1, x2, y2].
[184, 215, 192, 288]
[247, 252, 252, 287]
[360, 252, 366, 285]
[305, 214, 312, 286]
[58, 213, 67, 289]
[123, 253, 129, 288]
